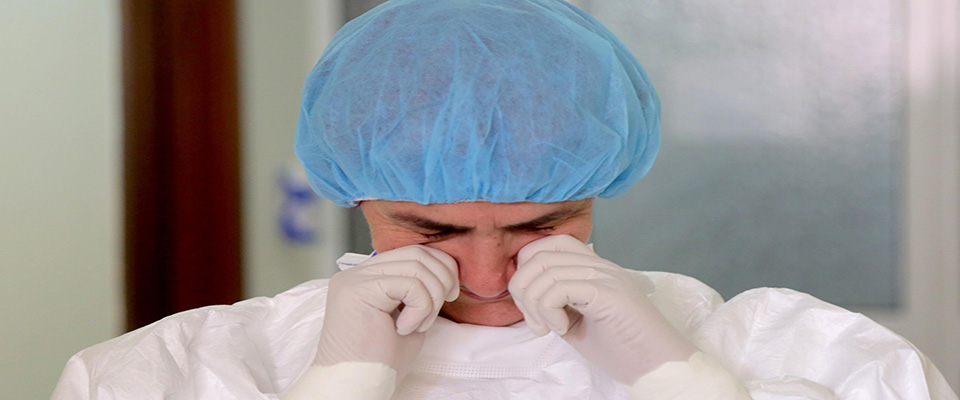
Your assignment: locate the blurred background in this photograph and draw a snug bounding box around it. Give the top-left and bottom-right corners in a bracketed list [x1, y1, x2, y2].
[1, 0, 957, 398]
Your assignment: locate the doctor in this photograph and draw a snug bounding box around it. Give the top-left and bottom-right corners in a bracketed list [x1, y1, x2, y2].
[54, 0, 957, 399]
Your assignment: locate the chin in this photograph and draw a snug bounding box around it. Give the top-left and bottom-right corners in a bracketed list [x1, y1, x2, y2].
[441, 299, 524, 327]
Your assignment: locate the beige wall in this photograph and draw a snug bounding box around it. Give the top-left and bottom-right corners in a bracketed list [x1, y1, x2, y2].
[0, 1, 123, 398]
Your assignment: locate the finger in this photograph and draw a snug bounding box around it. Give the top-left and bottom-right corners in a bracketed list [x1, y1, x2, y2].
[359, 245, 460, 333]
[363, 261, 447, 333]
[516, 235, 595, 266]
[538, 280, 600, 336]
[376, 276, 435, 335]
[365, 246, 460, 302]
[511, 252, 614, 296]
[399, 254, 455, 332]
[510, 237, 600, 337]
[510, 252, 598, 336]
[418, 246, 460, 302]
[523, 265, 602, 307]
[519, 266, 603, 336]
[365, 261, 446, 308]
[508, 266, 549, 335]
[510, 290, 550, 336]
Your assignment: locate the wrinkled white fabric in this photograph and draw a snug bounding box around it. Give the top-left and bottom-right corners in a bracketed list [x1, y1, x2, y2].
[52, 253, 959, 400]
[394, 317, 629, 399]
[624, 351, 749, 399]
[284, 363, 396, 400]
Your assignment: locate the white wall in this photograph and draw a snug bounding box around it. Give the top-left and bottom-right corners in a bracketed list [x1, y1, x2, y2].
[856, 0, 960, 390]
[239, 0, 345, 299]
[0, 1, 123, 398]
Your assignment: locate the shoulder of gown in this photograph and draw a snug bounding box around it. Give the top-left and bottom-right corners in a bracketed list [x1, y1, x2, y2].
[636, 270, 957, 399]
[51, 279, 331, 400]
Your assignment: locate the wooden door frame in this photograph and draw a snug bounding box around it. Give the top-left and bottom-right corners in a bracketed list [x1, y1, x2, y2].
[121, 0, 242, 331]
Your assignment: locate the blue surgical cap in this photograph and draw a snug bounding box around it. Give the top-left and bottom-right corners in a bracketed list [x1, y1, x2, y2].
[295, 0, 660, 207]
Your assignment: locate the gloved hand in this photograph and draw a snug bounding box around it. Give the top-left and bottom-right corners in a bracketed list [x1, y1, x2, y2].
[314, 245, 459, 373]
[508, 235, 698, 385]
[286, 246, 459, 400]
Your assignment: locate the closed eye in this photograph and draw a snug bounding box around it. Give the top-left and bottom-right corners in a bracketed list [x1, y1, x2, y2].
[423, 226, 554, 240]
[424, 231, 453, 240]
[423, 229, 468, 240]
[519, 226, 556, 234]
[506, 224, 558, 235]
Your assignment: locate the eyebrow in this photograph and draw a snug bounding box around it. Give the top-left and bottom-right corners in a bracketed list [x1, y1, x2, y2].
[387, 205, 588, 233]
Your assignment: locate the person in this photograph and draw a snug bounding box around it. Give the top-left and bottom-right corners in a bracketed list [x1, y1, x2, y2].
[53, 0, 958, 399]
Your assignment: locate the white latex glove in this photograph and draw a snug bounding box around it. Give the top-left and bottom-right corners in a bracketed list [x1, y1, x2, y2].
[314, 245, 459, 374]
[508, 235, 698, 385]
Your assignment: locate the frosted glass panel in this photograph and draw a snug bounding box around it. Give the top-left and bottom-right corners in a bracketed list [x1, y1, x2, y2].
[585, 0, 903, 306]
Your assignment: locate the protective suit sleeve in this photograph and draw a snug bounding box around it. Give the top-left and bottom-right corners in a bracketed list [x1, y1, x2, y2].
[635, 272, 958, 399]
[690, 287, 959, 400]
[283, 362, 397, 400]
[50, 279, 332, 400]
[622, 351, 750, 400]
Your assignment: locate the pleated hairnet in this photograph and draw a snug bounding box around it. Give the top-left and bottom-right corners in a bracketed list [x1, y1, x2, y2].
[295, 0, 660, 206]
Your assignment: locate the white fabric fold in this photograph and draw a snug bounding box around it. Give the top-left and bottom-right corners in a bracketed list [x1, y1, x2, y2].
[283, 363, 396, 400]
[623, 351, 750, 399]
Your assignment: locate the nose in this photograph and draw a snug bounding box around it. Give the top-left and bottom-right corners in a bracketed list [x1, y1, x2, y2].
[456, 234, 516, 298]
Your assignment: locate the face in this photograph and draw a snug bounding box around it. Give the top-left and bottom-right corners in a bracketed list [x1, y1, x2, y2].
[360, 199, 593, 327]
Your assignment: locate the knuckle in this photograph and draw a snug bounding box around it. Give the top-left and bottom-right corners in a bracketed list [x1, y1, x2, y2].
[538, 234, 576, 249]
[404, 245, 430, 258]
[507, 279, 522, 294]
[418, 246, 458, 269]
[522, 251, 548, 266]
[431, 248, 458, 266]
[397, 259, 427, 271]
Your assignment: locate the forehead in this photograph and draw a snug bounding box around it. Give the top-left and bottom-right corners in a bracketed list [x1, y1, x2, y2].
[366, 199, 592, 226]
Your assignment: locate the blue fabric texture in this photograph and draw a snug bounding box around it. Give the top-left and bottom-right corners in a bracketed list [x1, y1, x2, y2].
[295, 0, 660, 206]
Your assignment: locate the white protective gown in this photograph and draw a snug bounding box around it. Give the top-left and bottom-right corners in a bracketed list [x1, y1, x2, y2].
[52, 253, 959, 399]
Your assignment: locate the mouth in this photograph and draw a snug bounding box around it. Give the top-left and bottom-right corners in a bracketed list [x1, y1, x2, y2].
[460, 288, 511, 302]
